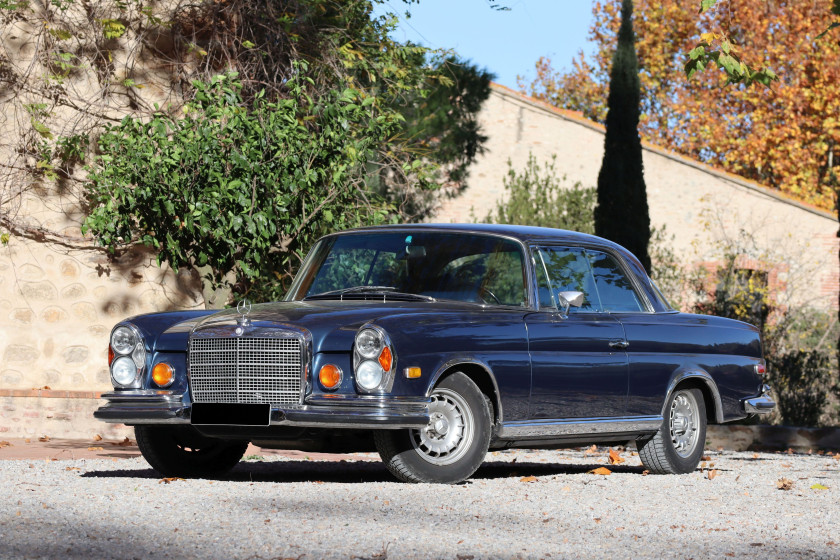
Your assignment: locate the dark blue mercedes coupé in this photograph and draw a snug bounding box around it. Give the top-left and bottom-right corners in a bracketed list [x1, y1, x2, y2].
[95, 224, 775, 483]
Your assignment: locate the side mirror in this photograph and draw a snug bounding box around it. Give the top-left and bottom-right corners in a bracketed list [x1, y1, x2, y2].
[556, 290, 584, 317]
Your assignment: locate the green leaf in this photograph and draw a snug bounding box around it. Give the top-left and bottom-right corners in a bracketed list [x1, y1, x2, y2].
[811, 483, 829, 490]
[699, 0, 717, 13]
[100, 19, 126, 39]
[31, 119, 53, 139]
[1, 233, 10, 245]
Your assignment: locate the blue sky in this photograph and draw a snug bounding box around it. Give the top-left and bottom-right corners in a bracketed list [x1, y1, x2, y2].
[374, 0, 597, 89]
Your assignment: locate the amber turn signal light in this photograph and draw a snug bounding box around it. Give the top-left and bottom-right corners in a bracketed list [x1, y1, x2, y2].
[378, 346, 393, 372]
[404, 367, 421, 379]
[108, 346, 115, 365]
[152, 362, 174, 387]
[319, 364, 343, 390]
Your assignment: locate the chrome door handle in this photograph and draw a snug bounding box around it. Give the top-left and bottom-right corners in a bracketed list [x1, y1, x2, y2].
[609, 340, 629, 349]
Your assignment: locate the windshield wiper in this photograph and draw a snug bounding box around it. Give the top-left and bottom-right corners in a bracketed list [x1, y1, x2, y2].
[305, 286, 435, 302]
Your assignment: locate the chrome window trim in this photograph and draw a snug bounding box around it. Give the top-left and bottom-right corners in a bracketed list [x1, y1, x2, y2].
[529, 242, 656, 314]
[287, 228, 538, 310]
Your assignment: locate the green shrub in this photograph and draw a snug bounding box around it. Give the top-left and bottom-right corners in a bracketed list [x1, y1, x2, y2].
[480, 153, 596, 233]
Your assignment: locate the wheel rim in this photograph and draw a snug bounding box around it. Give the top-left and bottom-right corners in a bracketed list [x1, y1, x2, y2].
[411, 388, 475, 466]
[669, 390, 701, 458]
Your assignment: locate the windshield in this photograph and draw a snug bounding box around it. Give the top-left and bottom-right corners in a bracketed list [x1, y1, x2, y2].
[286, 231, 528, 306]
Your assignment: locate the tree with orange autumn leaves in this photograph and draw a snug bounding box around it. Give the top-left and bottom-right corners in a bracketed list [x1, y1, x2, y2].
[519, 0, 840, 211]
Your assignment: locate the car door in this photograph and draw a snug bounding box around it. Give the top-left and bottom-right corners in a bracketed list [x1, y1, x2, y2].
[525, 246, 629, 419]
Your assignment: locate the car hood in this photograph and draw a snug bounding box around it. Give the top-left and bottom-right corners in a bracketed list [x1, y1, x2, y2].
[144, 299, 505, 353]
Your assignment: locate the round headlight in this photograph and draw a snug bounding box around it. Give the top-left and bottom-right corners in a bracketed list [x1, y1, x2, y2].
[356, 360, 383, 391]
[355, 328, 383, 360]
[131, 344, 146, 369]
[111, 356, 138, 386]
[111, 326, 137, 355]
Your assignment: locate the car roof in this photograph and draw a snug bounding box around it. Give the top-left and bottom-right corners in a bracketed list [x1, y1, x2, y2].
[344, 223, 625, 251]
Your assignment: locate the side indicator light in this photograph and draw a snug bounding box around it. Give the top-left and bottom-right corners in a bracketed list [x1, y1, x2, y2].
[404, 367, 421, 379]
[378, 346, 393, 372]
[152, 363, 174, 387]
[108, 346, 115, 365]
[319, 364, 343, 390]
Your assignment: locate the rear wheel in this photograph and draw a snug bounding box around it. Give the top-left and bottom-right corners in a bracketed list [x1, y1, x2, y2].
[135, 425, 248, 478]
[637, 387, 706, 474]
[374, 372, 491, 484]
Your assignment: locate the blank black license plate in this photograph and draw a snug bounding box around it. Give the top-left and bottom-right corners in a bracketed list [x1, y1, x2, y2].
[191, 403, 271, 426]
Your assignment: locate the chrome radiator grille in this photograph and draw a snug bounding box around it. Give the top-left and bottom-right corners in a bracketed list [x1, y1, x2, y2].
[189, 337, 303, 405]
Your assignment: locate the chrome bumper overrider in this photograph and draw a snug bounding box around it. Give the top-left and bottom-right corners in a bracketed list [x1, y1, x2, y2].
[93, 391, 431, 429]
[742, 384, 776, 415]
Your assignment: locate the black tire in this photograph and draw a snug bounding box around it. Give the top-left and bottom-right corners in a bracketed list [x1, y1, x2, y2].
[374, 372, 491, 484]
[637, 387, 707, 474]
[135, 425, 248, 478]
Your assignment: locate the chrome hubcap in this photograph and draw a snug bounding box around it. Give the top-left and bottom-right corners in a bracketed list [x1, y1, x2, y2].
[411, 388, 474, 465]
[670, 390, 700, 458]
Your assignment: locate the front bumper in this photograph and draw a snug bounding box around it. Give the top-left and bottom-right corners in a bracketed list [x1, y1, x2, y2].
[742, 384, 776, 415]
[94, 391, 431, 429]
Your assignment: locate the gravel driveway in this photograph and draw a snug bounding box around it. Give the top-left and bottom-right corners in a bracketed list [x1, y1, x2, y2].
[2, 447, 838, 559]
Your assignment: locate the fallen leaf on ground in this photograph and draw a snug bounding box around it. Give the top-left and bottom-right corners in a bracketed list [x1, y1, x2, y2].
[608, 448, 625, 465]
[32, 386, 51, 390]
[93, 434, 102, 442]
[811, 483, 829, 490]
[38, 436, 50, 442]
[0, 441, 12, 448]
[584, 444, 598, 455]
[752, 453, 759, 459]
[701, 455, 711, 461]
[112, 437, 133, 447]
[589, 467, 612, 476]
[707, 469, 719, 480]
[520, 475, 537, 483]
[87, 446, 104, 451]
[776, 478, 794, 490]
[158, 477, 185, 484]
[65, 467, 81, 471]
[642, 470, 650, 476]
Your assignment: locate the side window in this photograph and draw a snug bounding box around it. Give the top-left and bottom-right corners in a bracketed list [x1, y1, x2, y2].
[586, 250, 644, 312]
[536, 247, 600, 312]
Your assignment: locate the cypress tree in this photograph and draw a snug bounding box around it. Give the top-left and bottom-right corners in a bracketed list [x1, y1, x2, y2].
[594, 0, 651, 272]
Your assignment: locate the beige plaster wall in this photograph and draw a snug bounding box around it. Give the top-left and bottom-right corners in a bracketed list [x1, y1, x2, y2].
[435, 84, 839, 310]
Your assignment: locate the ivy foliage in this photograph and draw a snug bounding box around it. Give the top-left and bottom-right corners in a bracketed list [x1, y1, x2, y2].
[1, 0, 493, 305]
[83, 71, 399, 297]
[481, 154, 596, 234]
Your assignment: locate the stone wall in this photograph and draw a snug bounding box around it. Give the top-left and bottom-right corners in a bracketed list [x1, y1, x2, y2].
[0, 235, 202, 438]
[435, 84, 839, 311]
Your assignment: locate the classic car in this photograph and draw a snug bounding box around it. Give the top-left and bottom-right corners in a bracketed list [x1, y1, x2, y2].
[95, 224, 776, 483]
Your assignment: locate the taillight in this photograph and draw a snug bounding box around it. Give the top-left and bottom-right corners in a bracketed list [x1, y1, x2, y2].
[755, 363, 766, 376]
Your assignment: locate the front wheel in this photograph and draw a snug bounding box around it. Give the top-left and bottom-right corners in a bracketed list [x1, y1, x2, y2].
[374, 372, 491, 484]
[637, 387, 707, 474]
[135, 425, 248, 478]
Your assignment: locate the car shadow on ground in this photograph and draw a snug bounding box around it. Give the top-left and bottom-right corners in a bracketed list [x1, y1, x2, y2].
[80, 459, 648, 483]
